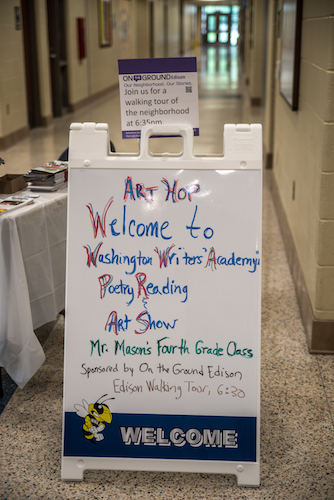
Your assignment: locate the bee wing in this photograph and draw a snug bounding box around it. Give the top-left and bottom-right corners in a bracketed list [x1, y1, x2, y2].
[74, 399, 89, 418]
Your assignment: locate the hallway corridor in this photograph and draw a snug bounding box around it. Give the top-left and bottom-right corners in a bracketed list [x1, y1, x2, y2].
[0, 47, 333, 499]
[0, 46, 258, 168]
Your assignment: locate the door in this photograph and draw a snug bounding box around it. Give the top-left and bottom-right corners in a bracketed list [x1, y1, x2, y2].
[206, 12, 231, 44]
[149, 1, 154, 58]
[21, 0, 42, 128]
[47, 0, 69, 117]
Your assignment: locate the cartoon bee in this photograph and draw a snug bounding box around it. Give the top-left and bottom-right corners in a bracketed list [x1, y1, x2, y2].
[74, 394, 114, 443]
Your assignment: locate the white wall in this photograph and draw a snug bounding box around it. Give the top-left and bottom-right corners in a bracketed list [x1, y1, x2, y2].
[0, 0, 28, 142]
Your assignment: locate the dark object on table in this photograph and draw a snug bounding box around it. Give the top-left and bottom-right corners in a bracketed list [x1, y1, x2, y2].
[0, 174, 26, 194]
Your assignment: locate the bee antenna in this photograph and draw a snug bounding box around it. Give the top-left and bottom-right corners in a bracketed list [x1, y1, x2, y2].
[101, 396, 115, 405]
[95, 394, 108, 404]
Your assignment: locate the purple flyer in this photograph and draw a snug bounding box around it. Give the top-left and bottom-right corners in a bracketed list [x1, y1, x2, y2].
[118, 58, 199, 139]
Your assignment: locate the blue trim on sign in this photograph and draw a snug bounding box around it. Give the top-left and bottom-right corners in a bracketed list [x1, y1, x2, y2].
[63, 412, 256, 462]
[118, 58, 197, 74]
[122, 130, 141, 139]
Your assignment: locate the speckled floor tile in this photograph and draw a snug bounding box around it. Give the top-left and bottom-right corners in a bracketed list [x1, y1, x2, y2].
[316, 355, 334, 422]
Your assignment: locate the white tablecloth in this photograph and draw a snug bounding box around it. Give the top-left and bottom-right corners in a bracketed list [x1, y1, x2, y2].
[0, 188, 67, 388]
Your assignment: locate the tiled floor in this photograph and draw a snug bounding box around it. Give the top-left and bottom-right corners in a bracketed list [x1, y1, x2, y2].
[1, 47, 333, 499]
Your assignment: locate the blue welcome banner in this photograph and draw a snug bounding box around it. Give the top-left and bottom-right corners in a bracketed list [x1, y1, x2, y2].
[64, 412, 256, 462]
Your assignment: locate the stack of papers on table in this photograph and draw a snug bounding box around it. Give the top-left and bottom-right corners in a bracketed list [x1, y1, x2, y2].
[24, 161, 68, 191]
[0, 196, 34, 214]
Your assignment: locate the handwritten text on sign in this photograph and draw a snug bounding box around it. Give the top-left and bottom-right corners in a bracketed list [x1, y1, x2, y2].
[66, 169, 261, 417]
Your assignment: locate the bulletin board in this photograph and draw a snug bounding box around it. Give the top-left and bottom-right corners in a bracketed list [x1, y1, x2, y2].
[61, 123, 262, 487]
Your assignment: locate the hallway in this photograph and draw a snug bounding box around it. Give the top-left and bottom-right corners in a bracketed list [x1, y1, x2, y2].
[0, 47, 334, 499]
[0, 46, 258, 169]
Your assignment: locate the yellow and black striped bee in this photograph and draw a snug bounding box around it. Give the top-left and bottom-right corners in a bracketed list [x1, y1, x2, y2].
[74, 394, 114, 443]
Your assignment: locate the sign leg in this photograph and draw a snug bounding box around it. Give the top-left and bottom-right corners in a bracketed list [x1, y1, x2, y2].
[61, 458, 85, 481]
[235, 463, 260, 487]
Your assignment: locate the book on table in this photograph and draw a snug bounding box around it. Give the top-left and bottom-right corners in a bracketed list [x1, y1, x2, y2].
[0, 196, 34, 214]
[24, 161, 68, 190]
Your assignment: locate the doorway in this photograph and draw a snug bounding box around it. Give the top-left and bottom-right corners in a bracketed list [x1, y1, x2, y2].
[149, 1, 154, 57]
[202, 5, 240, 46]
[21, 0, 42, 128]
[47, 0, 69, 117]
[206, 12, 231, 44]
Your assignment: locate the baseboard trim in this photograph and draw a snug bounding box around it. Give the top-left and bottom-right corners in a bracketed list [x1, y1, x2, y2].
[68, 84, 118, 113]
[271, 175, 334, 354]
[264, 151, 273, 170]
[0, 126, 30, 150]
[41, 115, 53, 127]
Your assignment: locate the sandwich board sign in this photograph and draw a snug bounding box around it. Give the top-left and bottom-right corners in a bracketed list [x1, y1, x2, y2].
[61, 122, 262, 487]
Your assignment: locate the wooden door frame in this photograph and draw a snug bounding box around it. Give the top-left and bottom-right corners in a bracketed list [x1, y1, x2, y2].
[21, 0, 42, 128]
[47, 0, 69, 117]
[206, 11, 232, 45]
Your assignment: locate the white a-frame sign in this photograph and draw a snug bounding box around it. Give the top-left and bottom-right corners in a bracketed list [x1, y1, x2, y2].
[62, 123, 262, 487]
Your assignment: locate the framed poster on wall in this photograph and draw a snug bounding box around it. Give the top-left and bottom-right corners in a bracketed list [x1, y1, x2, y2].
[98, 0, 112, 46]
[279, 0, 303, 110]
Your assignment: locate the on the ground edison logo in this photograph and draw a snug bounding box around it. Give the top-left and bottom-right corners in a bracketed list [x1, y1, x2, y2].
[120, 426, 238, 448]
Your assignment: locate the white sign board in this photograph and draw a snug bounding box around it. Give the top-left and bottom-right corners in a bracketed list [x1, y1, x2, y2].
[118, 58, 199, 138]
[62, 123, 262, 487]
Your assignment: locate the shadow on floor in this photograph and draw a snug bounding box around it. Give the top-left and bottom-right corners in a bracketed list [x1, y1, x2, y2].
[0, 313, 65, 415]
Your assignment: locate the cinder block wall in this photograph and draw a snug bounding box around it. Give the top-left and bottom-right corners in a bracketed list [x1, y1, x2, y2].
[272, 0, 334, 351]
